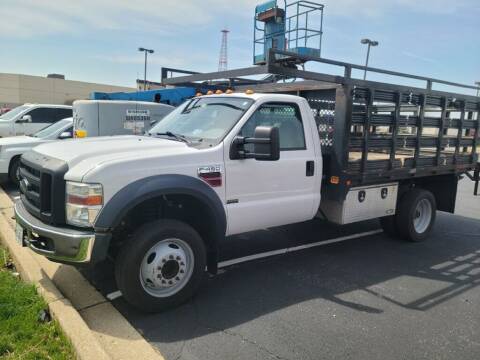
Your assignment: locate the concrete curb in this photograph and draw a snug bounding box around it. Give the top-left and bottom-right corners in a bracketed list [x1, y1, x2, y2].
[0, 188, 163, 360]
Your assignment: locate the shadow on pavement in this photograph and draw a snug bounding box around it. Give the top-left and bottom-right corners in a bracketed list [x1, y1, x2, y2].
[109, 212, 480, 344]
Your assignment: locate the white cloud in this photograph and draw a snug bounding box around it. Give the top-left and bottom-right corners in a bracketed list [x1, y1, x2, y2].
[91, 52, 208, 67]
[0, 0, 257, 38]
[90, 49, 218, 74]
[402, 51, 437, 64]
[0, 0, 476, 38]
[322, 0, 473, 17]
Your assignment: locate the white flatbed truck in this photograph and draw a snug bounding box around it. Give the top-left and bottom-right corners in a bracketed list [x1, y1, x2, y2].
[14, 51, 480, 311]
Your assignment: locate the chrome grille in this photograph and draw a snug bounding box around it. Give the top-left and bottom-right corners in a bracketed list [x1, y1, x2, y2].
[19, 164, 43, 212]
[18, 154, 67, 225]
[20, 162, 52, 217]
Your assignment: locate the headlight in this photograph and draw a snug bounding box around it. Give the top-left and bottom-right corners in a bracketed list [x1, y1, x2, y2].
[66, 181, 103, 227]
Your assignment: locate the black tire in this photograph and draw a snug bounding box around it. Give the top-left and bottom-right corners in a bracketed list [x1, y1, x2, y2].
[395, 188, 436, 242]
[9, 157, 21, 186]
[379, 216, 398, 237]
[115, 219, 206, 312]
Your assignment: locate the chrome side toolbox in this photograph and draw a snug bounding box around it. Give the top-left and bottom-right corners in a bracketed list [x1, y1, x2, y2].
[320, 183, 398, 225]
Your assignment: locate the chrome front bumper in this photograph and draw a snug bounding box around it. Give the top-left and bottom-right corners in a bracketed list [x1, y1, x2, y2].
[14, 200, 95, 264]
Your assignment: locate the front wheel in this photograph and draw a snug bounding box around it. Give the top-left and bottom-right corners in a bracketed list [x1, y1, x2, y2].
[115, 219, 206, 312]
[396, 188, 436, 242]
[9, 157, 21, 186]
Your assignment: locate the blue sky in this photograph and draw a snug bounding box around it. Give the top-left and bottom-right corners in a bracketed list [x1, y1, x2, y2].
[1, 0, 479, 94]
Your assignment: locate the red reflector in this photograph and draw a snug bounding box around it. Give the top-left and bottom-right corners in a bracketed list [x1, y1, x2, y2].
[199, 172, 222, 187]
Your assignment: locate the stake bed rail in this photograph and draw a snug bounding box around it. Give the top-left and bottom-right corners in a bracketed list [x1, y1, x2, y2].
[162, 49, 480, 199]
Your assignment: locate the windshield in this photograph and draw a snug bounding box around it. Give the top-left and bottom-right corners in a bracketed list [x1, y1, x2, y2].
[149, 97, 254, 145]
[31, 118, 72, 138]
[0, 105, 29, 121]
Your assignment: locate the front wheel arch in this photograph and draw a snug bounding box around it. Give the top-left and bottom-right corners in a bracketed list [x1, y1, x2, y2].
[96, 175, 226, 273]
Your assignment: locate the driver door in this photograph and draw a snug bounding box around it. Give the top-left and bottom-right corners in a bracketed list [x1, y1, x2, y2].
[224, 101, 318, 235]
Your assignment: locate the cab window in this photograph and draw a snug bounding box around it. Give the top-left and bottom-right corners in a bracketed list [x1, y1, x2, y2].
[240, 102, 306, 151]
[25, 108, 57, 123]
[56, 108, 73, 121]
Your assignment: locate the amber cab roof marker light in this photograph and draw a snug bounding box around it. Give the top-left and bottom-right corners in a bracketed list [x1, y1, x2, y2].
[330, 176, 340, 185]
[75, 129, 87, 138]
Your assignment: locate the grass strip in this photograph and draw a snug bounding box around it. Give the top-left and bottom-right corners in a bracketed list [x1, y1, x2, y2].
[0, 246, 75, 359]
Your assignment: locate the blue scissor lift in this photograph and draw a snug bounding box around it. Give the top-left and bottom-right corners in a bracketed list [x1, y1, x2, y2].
[254, 0, 324, 65]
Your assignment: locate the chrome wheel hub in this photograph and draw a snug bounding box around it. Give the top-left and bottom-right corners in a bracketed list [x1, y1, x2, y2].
[413, 199, 432, 234]
[140, 238, 194, 298]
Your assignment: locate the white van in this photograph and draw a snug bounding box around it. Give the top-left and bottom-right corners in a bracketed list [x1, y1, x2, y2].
[0, 104, 72, 137]
[73, 100, 174, 138]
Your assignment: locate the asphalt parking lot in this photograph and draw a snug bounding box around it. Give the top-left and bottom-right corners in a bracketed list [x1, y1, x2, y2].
[4, 179, 480, 360]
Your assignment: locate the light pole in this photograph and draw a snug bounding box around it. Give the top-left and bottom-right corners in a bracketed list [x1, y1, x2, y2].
[361, 38, 379, 80]
[475, 81, 480, 97]
[138, 47, 154, 91]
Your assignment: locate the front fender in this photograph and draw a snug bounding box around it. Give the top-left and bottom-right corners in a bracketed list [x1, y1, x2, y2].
[94, 174, 226, 272]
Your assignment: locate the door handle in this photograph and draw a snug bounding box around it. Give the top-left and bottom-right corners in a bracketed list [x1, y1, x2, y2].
[306, 161, 315, 177]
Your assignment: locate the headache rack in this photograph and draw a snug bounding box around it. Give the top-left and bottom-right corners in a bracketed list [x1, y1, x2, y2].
[162, 49, 480, 197]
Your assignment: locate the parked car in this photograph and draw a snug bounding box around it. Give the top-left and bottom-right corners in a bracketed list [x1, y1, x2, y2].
[0, 117, 73, 185]
[0, 108, 11, 115]
[0, 104, 72, 137]
[73, 100, 174, 138]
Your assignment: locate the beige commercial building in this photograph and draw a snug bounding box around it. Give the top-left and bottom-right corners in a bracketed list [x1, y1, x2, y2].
[0, 73, 135, 108]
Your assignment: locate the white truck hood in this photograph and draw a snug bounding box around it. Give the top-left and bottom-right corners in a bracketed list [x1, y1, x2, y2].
[32, 135, 195, 170]
[0, 135, 43, 148]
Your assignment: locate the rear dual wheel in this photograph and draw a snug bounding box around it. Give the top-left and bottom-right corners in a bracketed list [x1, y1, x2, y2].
[380, 188, 436, 242]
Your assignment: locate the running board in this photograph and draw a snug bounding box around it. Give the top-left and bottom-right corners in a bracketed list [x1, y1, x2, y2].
[218, 229, 383, 269]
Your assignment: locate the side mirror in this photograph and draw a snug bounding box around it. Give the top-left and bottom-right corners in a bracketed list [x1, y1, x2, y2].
[230, 126, 280, 161]
[18, 115, 32, 123]
[59, 131, 72, 139]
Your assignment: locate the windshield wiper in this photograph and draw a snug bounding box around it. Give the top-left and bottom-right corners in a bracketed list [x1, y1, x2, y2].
[182, 105, 201, 115]
[155, 131, 191, 143]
